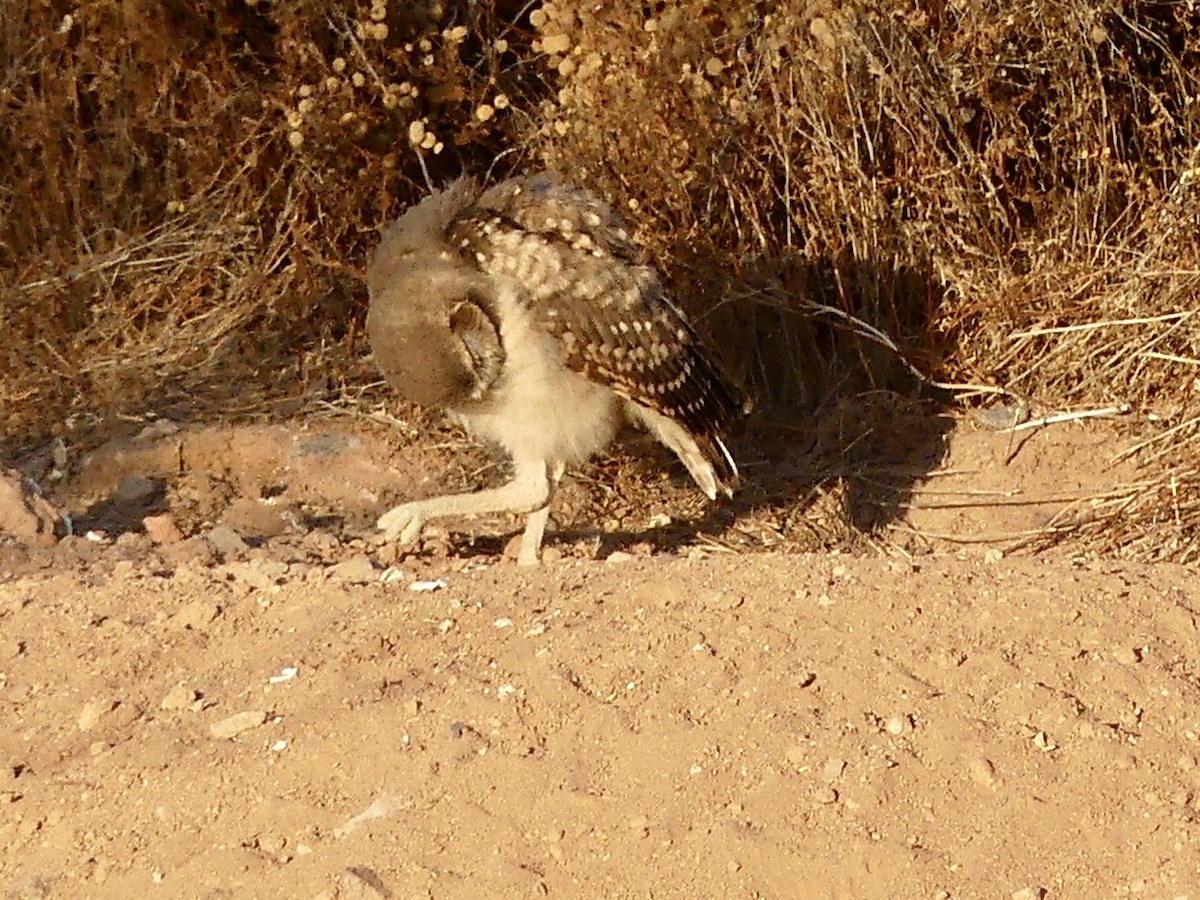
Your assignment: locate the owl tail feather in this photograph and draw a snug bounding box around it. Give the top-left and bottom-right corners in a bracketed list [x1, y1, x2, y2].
[625, 402, 739, 501]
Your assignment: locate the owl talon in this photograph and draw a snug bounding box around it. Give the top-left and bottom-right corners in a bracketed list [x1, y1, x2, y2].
[378, 502, 426, 545]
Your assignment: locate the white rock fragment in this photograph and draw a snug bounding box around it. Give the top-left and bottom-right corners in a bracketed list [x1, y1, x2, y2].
[268, 667, 299, 684]
[409, 579, 447, 592]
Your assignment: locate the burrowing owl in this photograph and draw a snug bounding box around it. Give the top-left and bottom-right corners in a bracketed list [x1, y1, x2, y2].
[367, 172, 748, 565]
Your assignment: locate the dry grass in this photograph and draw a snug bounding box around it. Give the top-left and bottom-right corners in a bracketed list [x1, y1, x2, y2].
[2, 0, 1199, 558]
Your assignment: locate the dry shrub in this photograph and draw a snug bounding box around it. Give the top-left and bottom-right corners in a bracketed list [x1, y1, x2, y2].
[1, 0, 531, 434]
[529, 0, 1200, 558]
[2, 0, 1199, 557]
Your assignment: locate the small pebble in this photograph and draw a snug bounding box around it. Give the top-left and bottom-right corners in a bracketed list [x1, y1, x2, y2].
[160, 536, 216, 567]
[821, 758, 846, 782]
[209, 709, 268, 740]
[327, 555, 379, 584]
[813, 787, 838, 804]
[1112, 645, 1141, 665]
[1011, 888, 1046, 900]
[161, 684, 198, 710]
[223, 559, 288, 590]
[167, 600, 221, 631]
[142, 514, 184, 545]
[78, 698, 117, 732]
[975, 402, 1030, 430]
[1033, 731, 1057, 753]
[968, 757, 1001, 790]
[113, 475, 159, 504]
[205, 524, 248, 558]
[257, 833, 287, 856]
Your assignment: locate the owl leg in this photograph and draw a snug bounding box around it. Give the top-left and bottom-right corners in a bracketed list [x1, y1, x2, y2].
[377, 458, 555, 557]
[516, 460, 566, 566]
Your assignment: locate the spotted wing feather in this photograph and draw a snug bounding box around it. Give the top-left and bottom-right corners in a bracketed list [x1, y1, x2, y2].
[446, 176, 747, 443]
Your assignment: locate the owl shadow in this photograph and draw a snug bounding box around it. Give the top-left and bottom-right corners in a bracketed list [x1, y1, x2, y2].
[588, 252, 956, 556]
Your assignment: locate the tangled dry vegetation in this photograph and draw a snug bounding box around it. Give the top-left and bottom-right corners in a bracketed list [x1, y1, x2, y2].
[1, 0, 1198, 558]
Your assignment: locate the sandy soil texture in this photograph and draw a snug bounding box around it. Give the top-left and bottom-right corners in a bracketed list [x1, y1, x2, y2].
[2, 419, 1198, 899]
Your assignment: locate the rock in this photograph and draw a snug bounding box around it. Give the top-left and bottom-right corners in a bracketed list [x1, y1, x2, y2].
[209, 709, 267, 740]
[160, 536, 217, 567]
[821, 758, 846, 783]
[813, 787, 839, 804]
[291, 434, 357, 458]
[113, 474, 160, 504]
[167, 600, 221, 632]
[222, 497, 295, 539]
[223, 559, 289, 590]
[1112, 645, 1142, 665]
[160, 684, 198, 710]
[142, 513, 184, 545]
[205, 524, 248, 558]
[0, 468, 61, 544]
[339, 866, 393, 898]
[78, 698, 118, 732]
[968, 757, 1002, 791]
[255, 832, 288, 859]
[327, 555, 379, 584]
[53, 534, 104, 566]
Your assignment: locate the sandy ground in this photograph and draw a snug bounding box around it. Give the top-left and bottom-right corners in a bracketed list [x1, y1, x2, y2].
[2, 415, 1199, 899]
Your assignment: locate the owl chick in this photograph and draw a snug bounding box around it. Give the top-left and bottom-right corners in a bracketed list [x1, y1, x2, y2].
[367, 173, 748, 565]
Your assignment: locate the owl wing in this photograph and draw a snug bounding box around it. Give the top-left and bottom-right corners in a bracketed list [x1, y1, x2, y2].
[446, 176, 747, 441]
